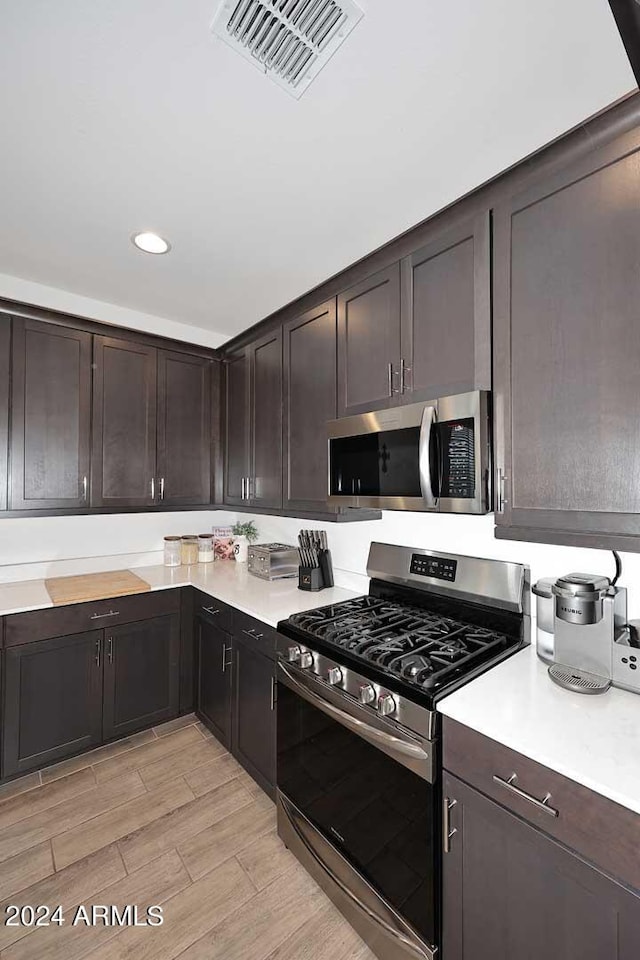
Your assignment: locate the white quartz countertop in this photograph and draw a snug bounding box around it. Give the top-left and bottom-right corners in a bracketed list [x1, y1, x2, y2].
[437, 642, 640, 816]
[0, 561, 360, 627]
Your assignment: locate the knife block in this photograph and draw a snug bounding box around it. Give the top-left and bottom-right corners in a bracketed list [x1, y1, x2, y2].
[298, 566, 324, 591]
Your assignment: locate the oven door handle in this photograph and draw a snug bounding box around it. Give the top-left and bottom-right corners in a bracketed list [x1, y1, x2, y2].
[419, 405, 438, 510]
[277, 661, 432, 777]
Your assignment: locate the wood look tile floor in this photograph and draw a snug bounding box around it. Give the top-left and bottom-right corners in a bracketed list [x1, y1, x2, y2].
[0, 715, 376, 960]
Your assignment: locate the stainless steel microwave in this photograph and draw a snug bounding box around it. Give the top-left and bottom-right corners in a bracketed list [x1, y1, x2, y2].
[327, 390, 491, 513]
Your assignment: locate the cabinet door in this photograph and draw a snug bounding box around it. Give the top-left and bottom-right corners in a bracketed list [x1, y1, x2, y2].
[493, 129, 640, 548]
[283, 300, 336, 512]
[3, 631, 103, 777]
[157, 350, 211, 506]
[10, 318, 92, 510]
[400, 211, 490, 403]
[249, 328, 282, 509]
[102, 614, 180, 741]
[442, 772, 640, 960]
[91, 336, 157, 508]
[337, 263, 401, 416]
[0, 315, 9, 511]
[223, 350, 249, 506]
[232, 634, 276, 798]
[196, 616, 232, 748]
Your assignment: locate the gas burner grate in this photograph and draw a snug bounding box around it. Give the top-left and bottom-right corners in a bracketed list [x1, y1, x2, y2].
[288, 596, 512, 693]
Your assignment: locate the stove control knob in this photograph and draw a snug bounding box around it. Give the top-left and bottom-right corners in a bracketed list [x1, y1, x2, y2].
[377, 693, 397, 717]
[286, 645, 301, 663]
[326, 666, 343, 686]
[299, 651, 314, 669]
[358, 683, 376, 705]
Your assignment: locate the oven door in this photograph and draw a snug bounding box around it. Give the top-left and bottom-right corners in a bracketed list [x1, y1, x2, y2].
[277, 660, 439, 960]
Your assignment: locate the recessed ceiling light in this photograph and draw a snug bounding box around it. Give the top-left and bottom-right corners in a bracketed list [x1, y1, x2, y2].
[131, 231, 171, 254]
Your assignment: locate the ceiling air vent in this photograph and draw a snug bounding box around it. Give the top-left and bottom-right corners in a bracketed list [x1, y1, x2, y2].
[211, 0, 364, 98]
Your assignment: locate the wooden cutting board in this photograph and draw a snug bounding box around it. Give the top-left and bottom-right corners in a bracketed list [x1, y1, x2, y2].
[45, 570, 151, 606]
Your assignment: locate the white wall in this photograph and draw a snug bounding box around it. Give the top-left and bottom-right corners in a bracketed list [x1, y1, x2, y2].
[2, 507, 640, 619]
[218, 510, 640, 620]
[0, 273, 227, 349]
[0, 511, 220, 582]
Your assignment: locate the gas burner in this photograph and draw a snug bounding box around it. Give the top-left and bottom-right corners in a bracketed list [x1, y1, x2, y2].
[287, 595, 515, 696]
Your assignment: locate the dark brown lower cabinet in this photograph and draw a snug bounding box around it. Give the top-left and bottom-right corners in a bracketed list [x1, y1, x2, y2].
[102, 615, 180, 740]
[196, 614, 233, 749]
[2, 631, 103, 777]
[442, 771, 640, 960]
[232, 633, 276, 798]
[195, 605, 276, 798]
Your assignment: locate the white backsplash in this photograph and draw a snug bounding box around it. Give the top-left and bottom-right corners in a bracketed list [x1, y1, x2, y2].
[1, 508, 640, 619]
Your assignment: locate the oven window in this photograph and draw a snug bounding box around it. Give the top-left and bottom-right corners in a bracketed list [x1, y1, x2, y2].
[329, 427, 421, 498]
[277, 683, 437, 946]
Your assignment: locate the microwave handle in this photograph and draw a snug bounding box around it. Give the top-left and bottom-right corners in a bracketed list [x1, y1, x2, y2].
[419, 405, 438, 509]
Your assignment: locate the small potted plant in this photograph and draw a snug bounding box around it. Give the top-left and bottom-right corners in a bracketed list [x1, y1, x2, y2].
[232, 521, 259, 563]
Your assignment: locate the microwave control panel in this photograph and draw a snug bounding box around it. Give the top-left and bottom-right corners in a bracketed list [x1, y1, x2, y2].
[410, 554, 458, 582]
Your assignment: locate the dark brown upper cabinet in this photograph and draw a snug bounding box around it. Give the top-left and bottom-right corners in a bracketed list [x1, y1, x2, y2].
[493, 121, 640, 551]
[337, 263, 401, 417]
[10, 318, 92, 511]
[250, 328, 283, 509]
[157, 350, 211, 506]
[283, 299, 337, 513]
[0, 316, 9, 511]
[223, 331, 283, 510]
[400, 210, 491, 403]
[91, 336, 157, 509]
[223, 348, 250, 507]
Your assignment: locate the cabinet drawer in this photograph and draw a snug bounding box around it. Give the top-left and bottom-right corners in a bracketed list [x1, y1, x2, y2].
[443, 717, 640, 893]
[233, 610, 277, 660]
[192, 590, 233, 634]
[5, 589, 180, 647]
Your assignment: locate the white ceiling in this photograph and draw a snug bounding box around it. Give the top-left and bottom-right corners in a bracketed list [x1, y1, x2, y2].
[0, 0, 635, 344]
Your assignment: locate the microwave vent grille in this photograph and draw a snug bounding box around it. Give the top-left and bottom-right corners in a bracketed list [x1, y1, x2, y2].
[211, 0, 364, 98]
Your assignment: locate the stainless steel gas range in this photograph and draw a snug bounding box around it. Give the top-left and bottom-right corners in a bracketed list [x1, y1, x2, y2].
[276, 542, 530, 960]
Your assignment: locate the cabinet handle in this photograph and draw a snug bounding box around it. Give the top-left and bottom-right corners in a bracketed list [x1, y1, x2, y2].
[493, 773, 559, 818]
[150, 477, 155, 501]
[95, 638, 101, 667]
[241, 477, 246, 500]
[270, 675, 276, 711]
[496, 468, 508, 513]
[400, 358, 410, 394]
[107, 637, 114, 663]
[443, 797, 457, 853]
[203, 606, 220, 616]
[90, 610, 120, 620]
[221, 643, 232, 672]
[159, 477, 165, 501]
[242, 628, 264, 640]
[81, 475, 88, 501]
[387, 361, 394, 397]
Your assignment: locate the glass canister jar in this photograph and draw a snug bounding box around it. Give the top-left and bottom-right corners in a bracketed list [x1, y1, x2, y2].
[198, 534, 214, 564]
[163, 536, 182, 567]
[181, 535, 199, 566]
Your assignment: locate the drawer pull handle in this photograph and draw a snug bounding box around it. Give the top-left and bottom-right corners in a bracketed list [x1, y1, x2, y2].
[90, 610, 120, 620]
[493, 773, 559, 818]
[203, 606, 220, 616]
[242, 628, 264, 640]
